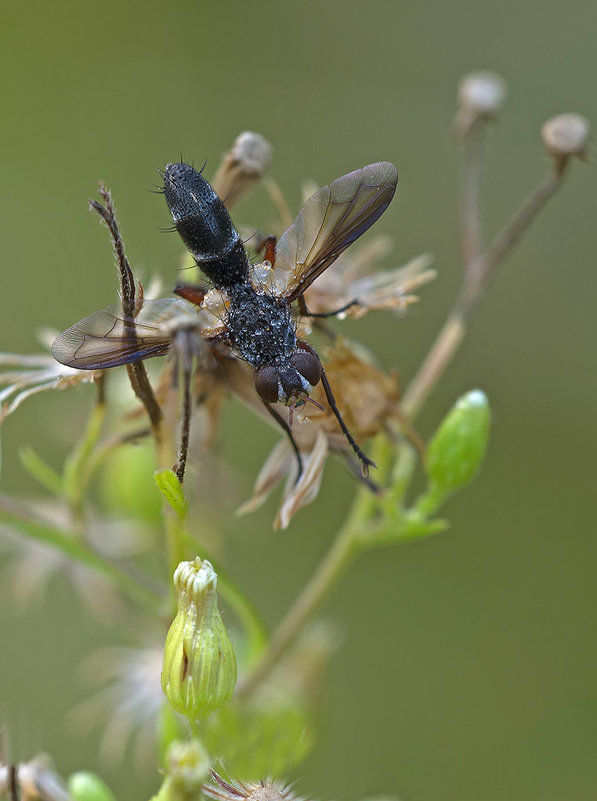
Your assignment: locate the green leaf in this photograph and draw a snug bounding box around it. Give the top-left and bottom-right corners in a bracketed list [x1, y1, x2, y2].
[155, 469, 188, 520]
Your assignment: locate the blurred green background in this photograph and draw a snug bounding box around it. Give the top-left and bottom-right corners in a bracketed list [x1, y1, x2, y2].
[1, 1, 596, 800]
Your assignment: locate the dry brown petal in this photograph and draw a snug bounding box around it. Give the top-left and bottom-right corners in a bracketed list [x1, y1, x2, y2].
[275, 428, 328, 529]
[236, 439, 294, 516]
[302, 251, 434, 319]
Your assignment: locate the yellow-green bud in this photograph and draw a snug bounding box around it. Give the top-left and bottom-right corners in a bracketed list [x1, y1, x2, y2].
[162, 558, 237, 718]
[163, 740, 210, 801]
[68, 772, 117, 801]
[427, 389, 490, 494]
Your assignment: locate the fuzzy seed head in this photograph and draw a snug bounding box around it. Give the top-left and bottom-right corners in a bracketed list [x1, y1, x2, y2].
[458, 71, 507, 117]
[541, 113, 590, 159]
[229, 132, 273, 176]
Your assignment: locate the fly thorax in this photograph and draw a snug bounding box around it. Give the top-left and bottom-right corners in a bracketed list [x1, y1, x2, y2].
[226, 285, 296, 369]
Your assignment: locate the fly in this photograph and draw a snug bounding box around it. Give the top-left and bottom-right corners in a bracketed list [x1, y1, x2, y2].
[52, 160, 398, 483]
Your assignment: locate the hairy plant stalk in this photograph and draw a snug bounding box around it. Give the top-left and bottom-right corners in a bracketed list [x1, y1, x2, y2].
[90, 185, 163, 435]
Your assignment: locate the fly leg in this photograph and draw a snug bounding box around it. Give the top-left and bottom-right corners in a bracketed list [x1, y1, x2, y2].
[298, 295, 361, 318]
[297, 339, 375, 477]
[263, 402, 304, 481]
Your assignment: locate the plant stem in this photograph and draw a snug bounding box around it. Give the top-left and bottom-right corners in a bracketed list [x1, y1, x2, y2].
[402, 164, 567, 420]
[236, 486, 372, 701]
[461, 118, 484, 269]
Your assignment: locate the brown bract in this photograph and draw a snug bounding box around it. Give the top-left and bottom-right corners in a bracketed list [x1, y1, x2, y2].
[234, 339, 400, 529]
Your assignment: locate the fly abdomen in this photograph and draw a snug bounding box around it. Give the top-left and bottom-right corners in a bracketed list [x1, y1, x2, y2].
[163, 162, 249, 289]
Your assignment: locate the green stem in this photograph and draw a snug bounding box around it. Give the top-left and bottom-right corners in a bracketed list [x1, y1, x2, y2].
[236, 486, 371, 701]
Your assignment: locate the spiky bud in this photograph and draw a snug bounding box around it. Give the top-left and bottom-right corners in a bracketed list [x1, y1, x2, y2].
[162, 559, 237, 719]
[427, 389, 491, 494]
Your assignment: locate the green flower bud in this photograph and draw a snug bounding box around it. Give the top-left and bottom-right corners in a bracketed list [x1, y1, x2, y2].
[159, 740, 210, 801]
[427, 389, 490, 494]
[162, 558, 237, 719]
[68, 772, 117, 801]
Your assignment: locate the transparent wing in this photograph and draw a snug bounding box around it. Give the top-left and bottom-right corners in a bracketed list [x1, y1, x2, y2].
[274, 162, 398, 302]
[51, 298, 195, 370]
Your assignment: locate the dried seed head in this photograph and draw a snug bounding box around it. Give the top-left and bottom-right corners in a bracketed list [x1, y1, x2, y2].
[212, 132, 273, 208]
[204, 772, 300, 801]
[161, 559, 237, 719]
[0, 756, 70, 801]
[454, 71, 507, 135]
[541, 113, 590, 161]
[458, 71, 506, 116]
[228, 132, 273, 176]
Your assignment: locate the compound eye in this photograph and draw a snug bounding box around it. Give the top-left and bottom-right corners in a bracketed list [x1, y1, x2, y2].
[255, 366, 280, 403]
[290, 351, 322, 387]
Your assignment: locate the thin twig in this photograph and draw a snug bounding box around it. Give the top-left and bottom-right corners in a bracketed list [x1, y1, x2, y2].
[8, 766, 20, 801]
[461, 118, 484, 270]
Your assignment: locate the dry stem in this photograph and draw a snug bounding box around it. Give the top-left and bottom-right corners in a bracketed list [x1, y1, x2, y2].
[402, 164, 567, 420]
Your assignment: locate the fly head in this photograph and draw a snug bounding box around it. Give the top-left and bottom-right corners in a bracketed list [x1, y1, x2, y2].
[254, 350, 322, 406]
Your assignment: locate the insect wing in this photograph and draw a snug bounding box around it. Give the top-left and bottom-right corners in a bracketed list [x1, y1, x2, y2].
[275, 162, 398, 302]
[51, 298, 193, 370]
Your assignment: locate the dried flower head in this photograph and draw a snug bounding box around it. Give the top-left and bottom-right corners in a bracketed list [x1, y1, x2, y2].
[68, 645, 164, 769]
[541, 113, 589, 161]
[454, 71, 507, 135]
[235, 338, 400, 528]
[0, 755, 70, 801]
[0, 348, 94, 425]
[204, 772, 301, 801]
[212, 132, 273, 208]
[0, 510, 138, 622]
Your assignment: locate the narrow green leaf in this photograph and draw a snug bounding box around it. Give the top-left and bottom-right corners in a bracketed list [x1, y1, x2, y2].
[154, 469, 188, 520]
[19, 447, 64, 496]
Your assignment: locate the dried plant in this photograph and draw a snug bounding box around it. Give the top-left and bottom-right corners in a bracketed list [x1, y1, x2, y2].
[0, 76, 589, 801]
